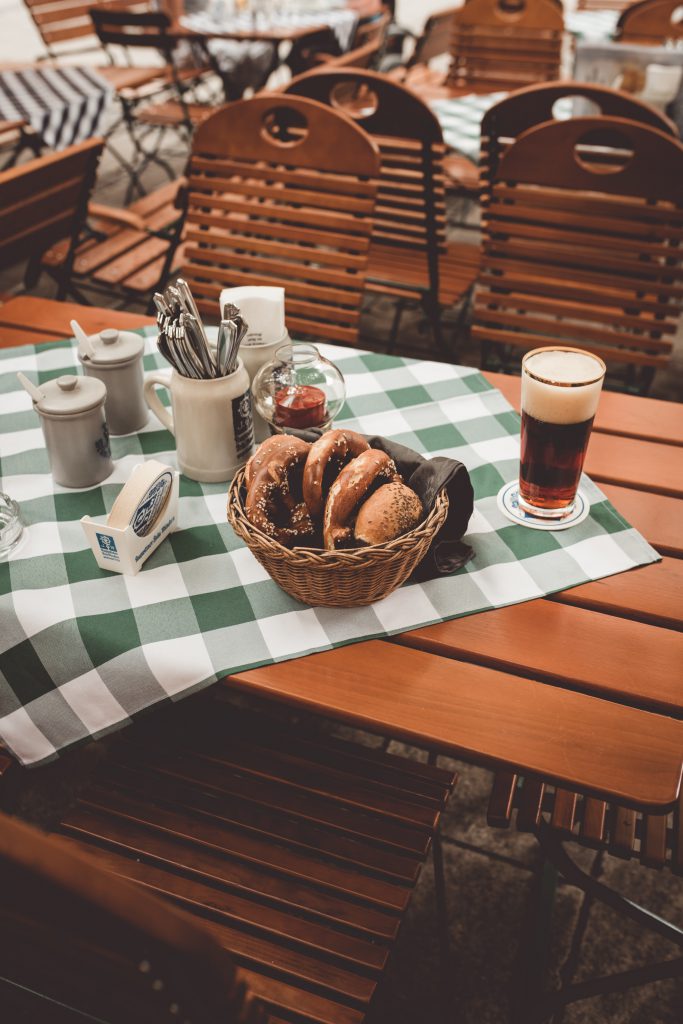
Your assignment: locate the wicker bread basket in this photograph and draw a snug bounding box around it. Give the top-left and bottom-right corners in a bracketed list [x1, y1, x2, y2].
[227, 466, 449, 607]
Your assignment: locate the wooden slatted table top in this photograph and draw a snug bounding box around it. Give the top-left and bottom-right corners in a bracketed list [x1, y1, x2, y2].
[1, 299, 681, 811]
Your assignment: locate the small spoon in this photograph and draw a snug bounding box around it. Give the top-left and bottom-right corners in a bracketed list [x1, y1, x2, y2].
[70, 319, 97, 362]
[16, 371, 45, 404]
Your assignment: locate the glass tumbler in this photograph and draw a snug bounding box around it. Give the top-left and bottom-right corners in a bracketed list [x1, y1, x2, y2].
[519, 347, 606, 518]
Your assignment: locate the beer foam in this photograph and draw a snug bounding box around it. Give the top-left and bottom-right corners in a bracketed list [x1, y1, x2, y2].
[522, 350, 604, 425]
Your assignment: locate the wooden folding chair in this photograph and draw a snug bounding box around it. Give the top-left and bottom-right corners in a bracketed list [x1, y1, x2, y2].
[0, 137, 103, 299]
[472, 114, 683, 392]
[448, 0, 564, 94]
[0, 691, 456, 1024]
[487, 772, 683, 1019]
[616, 0, 683, 44]
[89, 8, 217, 199]
[40, 177, 186, 308]
[285, 68, 480, 351]
[1, 809, 265, 1023]
[176, 93, 380, 345]
[20, 1, 194, 137]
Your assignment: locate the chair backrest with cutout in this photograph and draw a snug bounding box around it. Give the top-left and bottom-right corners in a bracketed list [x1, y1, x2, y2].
[0, 811, 263, 1023]
[480, 81, 677, 191]
[617, 0, 683, 44]
[285, 68, 447, 262]
[448, 0, 564, 93]
[473, 116, 683, 373]
[0, 137, 102, 273]
[182, 95, 380, 345]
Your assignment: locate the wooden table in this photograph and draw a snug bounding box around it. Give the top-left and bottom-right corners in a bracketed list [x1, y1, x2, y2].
[1, 297, 681, 813]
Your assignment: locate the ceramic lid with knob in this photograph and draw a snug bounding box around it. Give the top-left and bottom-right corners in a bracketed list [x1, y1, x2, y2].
[34, 374, 107, 417]
[79, 328, 145, 366]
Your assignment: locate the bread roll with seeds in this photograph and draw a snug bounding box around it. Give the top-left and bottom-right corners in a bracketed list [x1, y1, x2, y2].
[354, 481, 423, 546]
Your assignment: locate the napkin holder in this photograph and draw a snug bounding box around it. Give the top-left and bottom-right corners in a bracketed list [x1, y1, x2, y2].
[81, 463, 180, 575]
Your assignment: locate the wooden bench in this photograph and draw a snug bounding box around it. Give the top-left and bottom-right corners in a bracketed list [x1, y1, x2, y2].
[1, 694, 455, 1024]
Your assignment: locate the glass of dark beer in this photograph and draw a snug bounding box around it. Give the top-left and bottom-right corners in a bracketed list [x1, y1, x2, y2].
[519, 347, 606, 519]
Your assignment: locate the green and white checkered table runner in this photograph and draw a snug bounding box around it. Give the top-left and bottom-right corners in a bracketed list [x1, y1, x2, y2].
[0, 330, 659, 766]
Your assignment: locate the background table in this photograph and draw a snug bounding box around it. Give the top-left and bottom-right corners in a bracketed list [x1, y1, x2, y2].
[0, 300, 681, 816]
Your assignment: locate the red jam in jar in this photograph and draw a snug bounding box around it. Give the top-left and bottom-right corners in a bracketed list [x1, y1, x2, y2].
[274, 385, 327, 429]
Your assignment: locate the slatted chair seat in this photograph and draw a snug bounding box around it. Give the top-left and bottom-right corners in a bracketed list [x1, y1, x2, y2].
[8, 694, 455, 1024]
[488, 771, 682, 873]
[41, 178, 185, 299]
[285, 69, 479, 348]
[447, 0, 564, 95]
[473, 114, 683, 389]
[179, 94, 380, 346]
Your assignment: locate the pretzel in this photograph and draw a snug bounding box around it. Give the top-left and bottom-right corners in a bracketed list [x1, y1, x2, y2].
[245, 440, 314, 546]
[302, 429, 370, 520]
[322, 449, 400, 550]
[244, 434, 310, 492]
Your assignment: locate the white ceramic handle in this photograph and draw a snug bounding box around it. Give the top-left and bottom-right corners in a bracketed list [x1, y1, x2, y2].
[144, 372, 174, 434]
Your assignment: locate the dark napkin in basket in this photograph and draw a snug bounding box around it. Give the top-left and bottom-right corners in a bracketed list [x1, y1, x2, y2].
[294, 429, 474, 581]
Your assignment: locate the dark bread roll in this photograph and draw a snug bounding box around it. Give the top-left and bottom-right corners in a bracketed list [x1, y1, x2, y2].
[354, 481, 423, 546]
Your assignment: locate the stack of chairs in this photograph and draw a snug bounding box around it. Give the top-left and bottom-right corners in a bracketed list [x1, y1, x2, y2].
[470, 85, 683, 392]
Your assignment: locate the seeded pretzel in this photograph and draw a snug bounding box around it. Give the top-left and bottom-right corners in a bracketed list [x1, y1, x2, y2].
[245, 439, 314, 546]
[303, 429, 370, 520]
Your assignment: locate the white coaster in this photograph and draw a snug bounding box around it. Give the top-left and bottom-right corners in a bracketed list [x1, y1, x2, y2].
[497, 481, 590, 531]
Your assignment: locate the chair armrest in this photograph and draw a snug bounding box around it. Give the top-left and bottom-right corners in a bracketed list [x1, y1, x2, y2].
[87, 202, 147, 233]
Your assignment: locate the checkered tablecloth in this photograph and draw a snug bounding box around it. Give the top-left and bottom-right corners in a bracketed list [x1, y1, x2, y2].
[0, 331, 658, 767]
[182, 4, 358, 51]
[431, 92, 506, 161]
[0, 67, 113, 151]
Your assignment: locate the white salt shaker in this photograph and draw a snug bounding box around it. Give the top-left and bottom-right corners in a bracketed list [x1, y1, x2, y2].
[77, 327, 148, 436]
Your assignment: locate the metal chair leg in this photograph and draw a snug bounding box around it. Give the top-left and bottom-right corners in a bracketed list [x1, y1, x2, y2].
[509, 854, 558, 1024]
[524, 821, 683, 1018]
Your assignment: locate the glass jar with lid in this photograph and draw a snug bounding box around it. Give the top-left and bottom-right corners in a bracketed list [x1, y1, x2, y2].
[251, 343, 346, 433]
